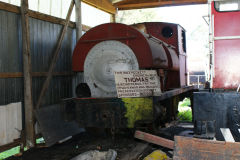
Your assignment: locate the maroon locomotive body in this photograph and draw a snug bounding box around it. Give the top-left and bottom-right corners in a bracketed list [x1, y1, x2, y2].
[72, 22, 188, 97]
[63, 22, 193, 130]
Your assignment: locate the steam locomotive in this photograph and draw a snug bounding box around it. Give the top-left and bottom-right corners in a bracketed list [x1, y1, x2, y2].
[64, 22, 193, 129]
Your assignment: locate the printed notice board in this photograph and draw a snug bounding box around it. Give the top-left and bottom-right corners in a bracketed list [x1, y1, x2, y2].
[114, 70, 161, 98]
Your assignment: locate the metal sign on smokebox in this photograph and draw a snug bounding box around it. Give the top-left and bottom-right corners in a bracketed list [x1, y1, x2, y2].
[114, 70, 161, 98]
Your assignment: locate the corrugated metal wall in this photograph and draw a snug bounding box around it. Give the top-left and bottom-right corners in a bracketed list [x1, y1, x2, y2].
[0, 9, 76, 106]
[0, 0, 111, 26]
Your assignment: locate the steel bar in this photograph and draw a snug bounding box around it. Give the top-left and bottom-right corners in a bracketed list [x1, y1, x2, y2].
[214, 36, 240, 40]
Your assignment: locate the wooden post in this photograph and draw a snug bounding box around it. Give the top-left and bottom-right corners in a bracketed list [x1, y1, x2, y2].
[35, 0, 75, 109]
[20, 0, 35, 148]
[73, 0, 82, 97]
[110, 14, 116, 23]
[75, 0, 82, 40]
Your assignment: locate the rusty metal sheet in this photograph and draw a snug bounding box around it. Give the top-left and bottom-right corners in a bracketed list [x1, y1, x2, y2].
[173, 136, 240, 160]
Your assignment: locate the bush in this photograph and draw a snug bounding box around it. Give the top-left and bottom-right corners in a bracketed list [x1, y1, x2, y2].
[177, 98, 192, 122]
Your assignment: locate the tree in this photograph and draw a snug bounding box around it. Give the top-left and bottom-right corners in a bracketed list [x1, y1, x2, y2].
[116, 8, 163, 24]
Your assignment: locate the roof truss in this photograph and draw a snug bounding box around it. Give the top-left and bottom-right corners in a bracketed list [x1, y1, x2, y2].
[82, 0, 208, 14]
[82, 0, 116, 14]
[112, 0, 207, 10]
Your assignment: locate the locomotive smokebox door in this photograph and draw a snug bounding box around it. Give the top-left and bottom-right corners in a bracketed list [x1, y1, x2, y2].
[84, 40, 139, 97]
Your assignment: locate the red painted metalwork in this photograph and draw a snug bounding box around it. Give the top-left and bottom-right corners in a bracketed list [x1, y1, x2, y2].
[72, 23, 188, 90]
[72, 23, 155, 71]
[212, 2, 240, 89]
[132, 22, 187, 87]
[72, 23, 180, 72]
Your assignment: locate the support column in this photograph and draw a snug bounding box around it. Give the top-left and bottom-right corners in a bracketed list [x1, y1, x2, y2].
[73, 0, 83, 98]
[110, 14, 116, 23]
[20, 0, 35, 148]
[75, 0, 82, 40]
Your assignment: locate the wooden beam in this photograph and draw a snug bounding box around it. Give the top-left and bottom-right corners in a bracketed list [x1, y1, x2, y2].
[82, 0, 116, 14]
[0, 0, 19, 13]
[21, 0, 35, 148]
[114, 0, 207, 6]
[111, 0, 125, 3]
[28, 10, 76, 29]
[173, 136, 240, 160]
[35, 0, 74, 109]
[116, 0, 208, 10]
[0, 72, 74, 78]
[32, 72, 74, 77]
[110, 14, 116, 23]
[114, 0, 139, 5]
[0, 72, 23, 78]
[75, 0, 82, 40]
[134, 130, 175, 149]
[0, 1, 91, 31]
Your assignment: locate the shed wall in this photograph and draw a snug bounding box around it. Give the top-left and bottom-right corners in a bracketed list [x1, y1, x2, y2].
[0, 9, 76, 106]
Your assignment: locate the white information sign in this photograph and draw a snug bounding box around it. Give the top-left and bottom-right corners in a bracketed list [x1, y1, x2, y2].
[114, 70, 161, 98]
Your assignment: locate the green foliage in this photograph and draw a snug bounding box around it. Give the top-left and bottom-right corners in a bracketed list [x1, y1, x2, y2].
[36, 137, 45, 144]
[178, 110, 192, 122]
[178, 98, 191, 108]
[116, 9, 163, 25]
[178, 98, 192, 122]
[0, 137, 44, 159]
[0, 146, 20, 160]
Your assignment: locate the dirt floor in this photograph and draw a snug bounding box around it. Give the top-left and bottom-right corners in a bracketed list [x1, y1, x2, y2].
[6, 131, 168, 160]
[6, 124, 193, 160]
